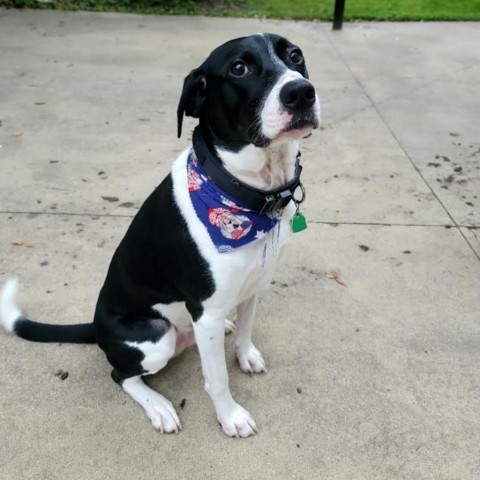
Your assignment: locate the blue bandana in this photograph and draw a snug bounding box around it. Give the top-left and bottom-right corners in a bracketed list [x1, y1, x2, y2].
[187, 150, 282, 253]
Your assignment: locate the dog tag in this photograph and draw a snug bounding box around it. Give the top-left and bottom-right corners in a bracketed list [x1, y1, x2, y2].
[291, 212, 307, 233]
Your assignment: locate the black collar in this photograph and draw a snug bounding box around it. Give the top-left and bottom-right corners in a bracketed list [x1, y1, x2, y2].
[192, 126, 304, 215]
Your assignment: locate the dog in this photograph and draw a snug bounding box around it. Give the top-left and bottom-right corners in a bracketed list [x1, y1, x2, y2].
[0, 33, 320, 438]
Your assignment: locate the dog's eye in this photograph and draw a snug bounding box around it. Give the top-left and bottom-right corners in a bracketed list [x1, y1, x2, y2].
[289, 49, 304, 65]
[230, 61, 249, 77]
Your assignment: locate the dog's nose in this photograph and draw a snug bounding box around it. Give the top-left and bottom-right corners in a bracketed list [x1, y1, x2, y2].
[280, 80, 316, 113]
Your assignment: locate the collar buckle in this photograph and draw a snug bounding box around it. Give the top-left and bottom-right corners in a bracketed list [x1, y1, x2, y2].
[259, 189, 293, 215]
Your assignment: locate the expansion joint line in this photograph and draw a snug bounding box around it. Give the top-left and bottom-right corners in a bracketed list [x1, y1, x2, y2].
[324, 31, 480, 262]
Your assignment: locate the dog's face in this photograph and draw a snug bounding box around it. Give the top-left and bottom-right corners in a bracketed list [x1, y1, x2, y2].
[177, 33, 320, 150]
[208, 207, 253, 240]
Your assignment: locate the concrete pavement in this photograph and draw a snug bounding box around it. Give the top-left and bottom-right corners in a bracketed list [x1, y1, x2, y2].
[0, 9, 479, 479]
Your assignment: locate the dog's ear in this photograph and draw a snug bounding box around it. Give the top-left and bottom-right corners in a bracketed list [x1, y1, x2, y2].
[177, 66, 207, 138]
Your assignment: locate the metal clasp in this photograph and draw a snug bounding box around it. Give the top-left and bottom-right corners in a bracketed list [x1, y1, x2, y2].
[259, 190, 294, 215]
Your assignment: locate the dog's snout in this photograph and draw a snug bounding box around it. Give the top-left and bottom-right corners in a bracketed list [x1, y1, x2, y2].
[280, 80, 316, 113]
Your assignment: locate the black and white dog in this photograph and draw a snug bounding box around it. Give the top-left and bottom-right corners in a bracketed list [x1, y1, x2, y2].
[0, 33, 320, 438]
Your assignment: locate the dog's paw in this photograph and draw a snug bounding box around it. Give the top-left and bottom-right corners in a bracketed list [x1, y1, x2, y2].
[144, 393, 182, 433]
[217, 403, 258, 438]
[236, 344, 267, 374]
[224, 319, 236, 335]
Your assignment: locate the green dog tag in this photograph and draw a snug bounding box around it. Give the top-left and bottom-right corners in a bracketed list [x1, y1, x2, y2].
[291, 213, 307, 233]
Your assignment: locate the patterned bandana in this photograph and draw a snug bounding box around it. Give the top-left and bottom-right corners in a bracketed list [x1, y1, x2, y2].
[187, 150, 282, 253]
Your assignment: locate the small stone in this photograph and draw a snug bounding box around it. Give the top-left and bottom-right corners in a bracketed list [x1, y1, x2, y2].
[55, 370, 69, 380]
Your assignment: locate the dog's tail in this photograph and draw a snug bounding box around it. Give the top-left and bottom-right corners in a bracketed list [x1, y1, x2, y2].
[0, 278, 96, 344]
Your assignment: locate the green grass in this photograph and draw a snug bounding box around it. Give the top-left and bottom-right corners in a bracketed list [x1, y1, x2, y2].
[0, 1, 203, 15]
[247, 1, 480, 21]
[1, 0, 479, 21]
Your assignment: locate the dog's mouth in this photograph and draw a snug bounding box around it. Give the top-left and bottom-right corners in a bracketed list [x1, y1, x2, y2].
[281, 115, 319, 138]
[251, 106, 320, 147]
[251, 118, 318, 147]
[286, 116, 318, 131]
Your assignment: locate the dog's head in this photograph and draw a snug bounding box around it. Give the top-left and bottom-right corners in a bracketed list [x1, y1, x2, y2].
[177, 33, 320, 150]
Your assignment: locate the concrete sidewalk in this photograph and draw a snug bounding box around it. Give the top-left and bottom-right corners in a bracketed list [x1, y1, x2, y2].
[0, 9, 479, 480]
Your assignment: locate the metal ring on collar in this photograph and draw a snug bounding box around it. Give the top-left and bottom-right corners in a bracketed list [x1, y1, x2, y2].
[293, 181, 306, 205]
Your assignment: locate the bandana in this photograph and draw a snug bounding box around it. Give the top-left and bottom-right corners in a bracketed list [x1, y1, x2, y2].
[187, 150, 282, 253]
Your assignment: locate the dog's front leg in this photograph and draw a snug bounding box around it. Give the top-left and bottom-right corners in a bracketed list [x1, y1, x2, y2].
[193, 311, 258, 438]
[235, 294, 267, 374]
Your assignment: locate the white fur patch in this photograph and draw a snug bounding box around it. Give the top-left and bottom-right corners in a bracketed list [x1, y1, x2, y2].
[0, 278, 22, 333]
[218, 141, 299, 190]
[152, 301, 191, 329]
[261, 70, 302, 139]
[261, 70, 321, 141]
[125, 326, 176, 374]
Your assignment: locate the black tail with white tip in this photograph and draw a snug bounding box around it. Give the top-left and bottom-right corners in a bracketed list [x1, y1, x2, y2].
[0, 278, 96, 344]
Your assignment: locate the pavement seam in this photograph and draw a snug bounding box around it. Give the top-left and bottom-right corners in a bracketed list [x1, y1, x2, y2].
[2, 210, 480, 229]
[0, 211, 135, 219]
[309, 220, 464, 228]
[325, 31, 480, 262]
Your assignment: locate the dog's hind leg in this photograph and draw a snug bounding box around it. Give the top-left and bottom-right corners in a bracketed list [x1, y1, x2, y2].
[100, 316, 182, 433]
[121, 375, 181, 433]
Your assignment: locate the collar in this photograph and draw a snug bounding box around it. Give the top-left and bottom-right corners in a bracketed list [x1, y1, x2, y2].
[192, 126, 303, 215]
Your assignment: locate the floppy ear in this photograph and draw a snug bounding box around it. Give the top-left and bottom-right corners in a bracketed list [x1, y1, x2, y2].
[177, 66, 206, 138]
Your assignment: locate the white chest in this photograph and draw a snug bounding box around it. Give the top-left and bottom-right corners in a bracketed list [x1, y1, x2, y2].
[209, 205, 294, 307]
[154, 150, 295, 326]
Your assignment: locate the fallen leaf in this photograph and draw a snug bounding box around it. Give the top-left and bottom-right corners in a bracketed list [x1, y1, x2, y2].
[11, 241, 35, 248]
[15, 132, 24, 138]
[325, 271, 347, 287]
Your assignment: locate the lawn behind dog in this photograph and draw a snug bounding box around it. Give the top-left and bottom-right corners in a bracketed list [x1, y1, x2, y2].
[1, 0, 479, 21]
[248, 0, 480, 21]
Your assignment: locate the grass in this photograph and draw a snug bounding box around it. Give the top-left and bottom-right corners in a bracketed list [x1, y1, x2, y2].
[1, 0, 479, 21]
[247, 1, 480, 21]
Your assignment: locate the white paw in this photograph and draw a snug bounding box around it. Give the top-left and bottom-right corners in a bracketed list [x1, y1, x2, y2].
[236, 344, 267, 374]
[144, 392, 182, 433]
[224, 319, 236, 335]
[218, 403, 258, 438]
